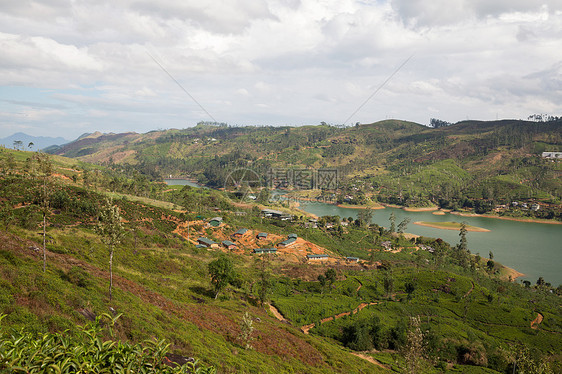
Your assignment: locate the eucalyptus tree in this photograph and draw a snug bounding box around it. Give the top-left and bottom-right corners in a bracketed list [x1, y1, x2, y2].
[96, 198, 125, 301]
[32, 153, 53, 272]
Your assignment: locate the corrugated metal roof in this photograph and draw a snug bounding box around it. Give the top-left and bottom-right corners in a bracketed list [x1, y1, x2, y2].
[279, 237, 296, 246]
[307, 254, 328, 259]
[197, 237, 215, 246]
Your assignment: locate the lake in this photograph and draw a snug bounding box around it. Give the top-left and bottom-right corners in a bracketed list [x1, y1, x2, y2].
[164, 178, 203, 188]
[299, 201, 562, 287]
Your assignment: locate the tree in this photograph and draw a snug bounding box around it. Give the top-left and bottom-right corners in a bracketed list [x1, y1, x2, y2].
[536, 276, 545, 288]
[256, 256, 272, 306]
[397, 217, 411, 234]
[488, 250, 494, 260]
[325, 268, 337, 286]
[208, 255, 234, 299]
[13, 140, 23, 150]
[405, 280, 416, 300]
[28, 142, 34, 150]
[238, 311, 254, 350]
[32, 153, 53, 273]
[317, 274, 327, 294]
[0, 201, 14, 232]
[459, 222, 468, 252]
[96, 198, 125, 301]
[389, 212, 396, 233]
[357, 208, 373, 228]
[403, 316, 425, 374]
[486, 260, 495, 273]
[383, 272, 394, 298]
[429, 118, 451, 128]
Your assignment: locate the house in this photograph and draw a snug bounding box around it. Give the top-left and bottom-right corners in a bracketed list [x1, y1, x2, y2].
[261, 209, 292, 221]
[278, 238, 296, 248]
[257, 232, 268, 240]
[345, 257, 359, 263]
[197, 237, 218, 249]
[209, 217, 223, 227]
[307, 254, 329, 261]
[253, 248, 277, 254]
[234, 211, 247, 216]
[541, 151, 562, 159]
[222, 240, 237, 250]
[531, 203, 540, 211]
[419, 244, 435, 253]
[288, 233, 298, 239]
[304, 222, 317, 229]
[381, 241, 392, 251]
[232, 228, 248, 237]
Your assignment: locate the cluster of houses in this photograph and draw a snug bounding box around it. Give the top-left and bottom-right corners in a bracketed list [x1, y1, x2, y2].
[195, 218, 333, 261]
[261, 209, 293, 221]
[511, 201, 540, 211]
[541, 152, 562, 160]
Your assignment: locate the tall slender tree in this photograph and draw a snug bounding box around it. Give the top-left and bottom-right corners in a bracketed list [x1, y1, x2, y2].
[389, 212, 396, 233]
[33, 153, 53, 273]
[96, 198, 124, 300]
[397, 217, 411, 234]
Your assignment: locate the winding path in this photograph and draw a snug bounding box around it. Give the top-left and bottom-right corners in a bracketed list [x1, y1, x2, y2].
[301, 301, 379, 334]
[268, 303, 288, 322]
[351, 352, 391, 371]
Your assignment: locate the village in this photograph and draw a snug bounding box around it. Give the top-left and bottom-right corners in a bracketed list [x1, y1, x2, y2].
[172, 209, 367, 266]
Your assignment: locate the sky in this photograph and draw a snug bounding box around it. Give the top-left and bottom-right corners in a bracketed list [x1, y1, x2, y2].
[1, 0, 561, 140]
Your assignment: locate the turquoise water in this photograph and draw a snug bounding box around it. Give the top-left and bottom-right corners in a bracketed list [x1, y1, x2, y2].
[299, 201, 562, 287]
[164, 178, 202, 188]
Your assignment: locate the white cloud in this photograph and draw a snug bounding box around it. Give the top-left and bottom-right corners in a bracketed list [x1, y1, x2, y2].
[0, 0, 561, 138]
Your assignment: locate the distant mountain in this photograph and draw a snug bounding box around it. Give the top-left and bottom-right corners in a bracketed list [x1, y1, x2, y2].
[0, 132, 70, 151]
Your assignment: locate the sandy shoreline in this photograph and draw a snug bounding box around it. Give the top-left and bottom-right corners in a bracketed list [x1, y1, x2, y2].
[413, 221, 490, 232]
[403, 206, 439, 212]
[432, 211, 446, 215]
[336, 204, 385, 210]
[500, 265, 525, 281]
[450, 211, 562, 225]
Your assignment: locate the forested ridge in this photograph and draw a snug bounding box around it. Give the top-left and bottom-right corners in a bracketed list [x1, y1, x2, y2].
[49, 118, 562, 219]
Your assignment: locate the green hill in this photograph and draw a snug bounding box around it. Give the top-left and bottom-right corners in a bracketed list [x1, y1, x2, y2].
[1, 147, 561, 373]
[47, 119, 562, 220]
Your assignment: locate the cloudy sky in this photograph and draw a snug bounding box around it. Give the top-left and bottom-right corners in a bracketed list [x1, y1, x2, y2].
[1, 0, 561, 140]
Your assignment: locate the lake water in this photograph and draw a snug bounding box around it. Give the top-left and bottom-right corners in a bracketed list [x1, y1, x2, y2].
[164, 178, 202, 188]
[299, 201, 562, 287]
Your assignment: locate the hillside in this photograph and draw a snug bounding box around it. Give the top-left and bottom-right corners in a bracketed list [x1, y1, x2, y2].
[48, 119, 562, 220]
[1, 147, 561, 373]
